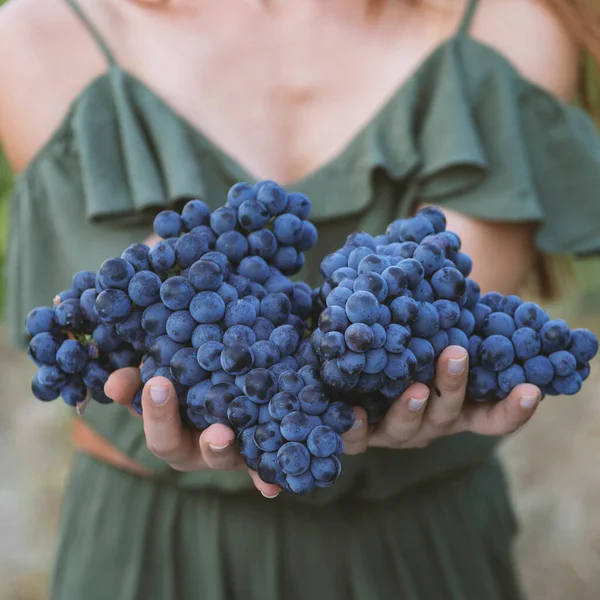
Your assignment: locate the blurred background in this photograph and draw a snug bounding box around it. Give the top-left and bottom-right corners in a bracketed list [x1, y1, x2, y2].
[1, 2, 600, 598]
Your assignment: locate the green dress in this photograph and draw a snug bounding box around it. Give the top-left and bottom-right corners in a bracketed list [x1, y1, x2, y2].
[7, 0, 600, 597]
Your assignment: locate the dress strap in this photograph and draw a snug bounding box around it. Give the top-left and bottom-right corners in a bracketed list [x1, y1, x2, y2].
[64, 0, 116, 65]
[457, 0, 480, 37]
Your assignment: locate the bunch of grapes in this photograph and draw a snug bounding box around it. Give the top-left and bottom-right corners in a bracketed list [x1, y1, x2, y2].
[313, 207, 599, 422]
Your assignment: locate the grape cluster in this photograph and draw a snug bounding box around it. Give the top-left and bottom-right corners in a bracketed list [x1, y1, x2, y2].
[313, 207, 598, 422]
[212, 365, 355, 493]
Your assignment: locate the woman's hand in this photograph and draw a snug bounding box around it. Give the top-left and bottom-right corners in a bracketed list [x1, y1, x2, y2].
[342, 345, 542, 454]
[104, 368, 282, 498]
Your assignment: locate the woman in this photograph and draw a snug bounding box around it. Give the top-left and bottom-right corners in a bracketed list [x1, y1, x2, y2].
[1, 0, 600, 598]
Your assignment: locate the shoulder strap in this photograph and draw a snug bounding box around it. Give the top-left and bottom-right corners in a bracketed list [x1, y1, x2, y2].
[64, 0, 116, 65]
[457, 0, 479, 37]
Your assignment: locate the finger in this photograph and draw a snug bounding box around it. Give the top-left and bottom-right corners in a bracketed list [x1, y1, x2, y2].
[104, 368, 142, 406]
[142, 376, 205, 470]
[425, 346, 469, 429]
[455, 383, 541, 436]
[199, 424, 241, 470]
[248, 470, 282, 498]
[369, 382, 430, 448]
[341, 406, 369, 455]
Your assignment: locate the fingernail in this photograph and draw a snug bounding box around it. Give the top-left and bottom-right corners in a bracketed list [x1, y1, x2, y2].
[351, 419, 363, 431]
[409, 393, 429, 411]
[209, 442, 230, 452]
[448, 355, 467, 375]
[520, 395, 539, 410]
[149, 385, 169, 405]
[261, 492, 280, 499]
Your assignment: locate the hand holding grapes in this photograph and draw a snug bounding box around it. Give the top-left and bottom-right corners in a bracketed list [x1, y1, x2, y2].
[343, 345, 541, 453]
[105, 367, 282, 497]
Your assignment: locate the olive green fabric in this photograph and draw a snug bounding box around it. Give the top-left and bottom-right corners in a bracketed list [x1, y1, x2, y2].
[6, 0, 600, 595]
[51, 452, 522, 600]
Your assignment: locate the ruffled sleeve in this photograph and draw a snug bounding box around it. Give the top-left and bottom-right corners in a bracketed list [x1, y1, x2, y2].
[396, 39, 600, 257]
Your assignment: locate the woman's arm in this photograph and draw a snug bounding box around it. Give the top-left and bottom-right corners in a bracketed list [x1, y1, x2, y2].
[343, 211, 541, 453]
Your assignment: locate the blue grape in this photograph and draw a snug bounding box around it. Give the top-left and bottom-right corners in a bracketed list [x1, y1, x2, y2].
[121, 243, 150, 272]
[389, 296, 419, 325]
[191, 324, 223, 348]
[224, 300, 257, 329]
[28, 333, 61, 365]
[498, 364, 526, 393]
[269, 325, 300, 356]
[353, 272, 388, 302]
[254, 420, 284, 452]
[321, 358, 355, 389]
[467, 334, 482, 365]
[255, 180, 288, 215]
[345, 232, 376, 250]
[377, 305, 391, 327]
[55, 299, 84, 329]
[412, 280, 434, 303]
[433, 299, 460, 329]
[411, 302, 440, 338]
[115, 310, 145, 343]
[264, 273, 293, 296]
[71, 270, 96, 296]
[482, 312, 517, 338]
[170, 347, 209, 386]
[128, 271, 162, 307]
[227, 395, 259, 429]
[220, 343, 254, 375]
[552, 372, 583, 395]
[326, 286, 353, 308]
[236, 257, 268, 284]
[384, 324, 410, 353]
[320, 253, 348, 278]
[56, 340, 89, 374]
[163, 310, 195, 344]
[141, 303, 172, 336]
[244, 368, 278, 404]
[268, 392, 300, 421]
[319, 331, 346, 359]
[479, 292, 504, 311]
[210, 206, 237, 234]
[93, 323, 122, 351]
[248, 229, 278, 259]
[187, 260, 223, 291]
[472, 303, 492, 333]
[539, 319, 571, 354]
[205, 383, 242, 418]
[140, 357, 158, 384]
[31, 374, 60, 401]
[286, 471, 315, 495]
[408, 338, 434, 368]
[227, 273, 251, 297]
[370, 323, 386, 349]
[61, 376, 88, 407]
[363, 348, 388, 374]
[277, 371, 304, 394]
[280, 411, 315, 442]
[249, 282, 268, 301]
[189, 292, 226, 323]
[306, 426, 338, 457]
[414, 243, 445, 275]
[216, 231, 249, 263]
[285, 192, 311, 219]
[160, 277, 195, 311]
[431, 267, 466, 301]
[294, 340, 320, 368]
[277, 442, 311, 475]
[456, 308, 476, 336]
[223, 325, 256, 347]
[94, 290, 132, 324]
[347, 247, 374, 271]
[211, 370, 236, 385]
[256, 451, 280, 483]
[384, 349, 417, 380]
[548, 350, 577, 377]
[273, 214, 304, 245]
[153, 210, 182, 238]
[190, 225, 217, 249]
[298, 385, 328, 415]
[497, 294, 523, 317]
[226, 183, 255, 209]
[417, 206, 446, 232]
[37, 364, 67, 389]
[174, 232, 210, 268]
[149, 335, 185, 367]
[381, 266, 409, 298]
[97, 258, 135, 291]
[272, 246, 299, 274]
[26, 307, 56, 337]
[523, 355, 554, 386]
[467, 366, 498, 400]
[568, 329, 599, 363]
[413, 363, 435, 383]
[187, 379, 213, 413]
[478, 334, 514, 371]
[337, 351, 366, 376]
[357, 254, 390, 276]
[260, 293, 291, 326]
[452, 252, 472, 277]
[321, 402, 355, 434]
[251, 340, 281, 369]
[149, 240, 176, 272]
[514, 302, 549, 331]
[345, 291, 379, 325]
[311, 456, 342, 483]
[253, 317, 276, 341]
[430, 329, 449, 359]
[109, 346, 142, 370]
[399, 216, 435, 243]
[464, 279, 481, 310]
[238, 199, 270, 231]
[58, 290, 78, 302]
[181, 198, 211, 229]
[343, 323, 373, 353]
[296, 220, 318, 252]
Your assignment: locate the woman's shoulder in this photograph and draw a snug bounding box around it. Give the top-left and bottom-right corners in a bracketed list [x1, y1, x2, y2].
[0, 0, 109, 170]
[470, 0, 580, 101]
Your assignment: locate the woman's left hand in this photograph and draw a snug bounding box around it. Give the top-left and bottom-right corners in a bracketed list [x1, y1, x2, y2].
[342, 345, 541, 453]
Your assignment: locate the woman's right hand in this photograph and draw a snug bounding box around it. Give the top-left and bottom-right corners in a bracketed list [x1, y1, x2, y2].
[104, 368, 282, 498]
